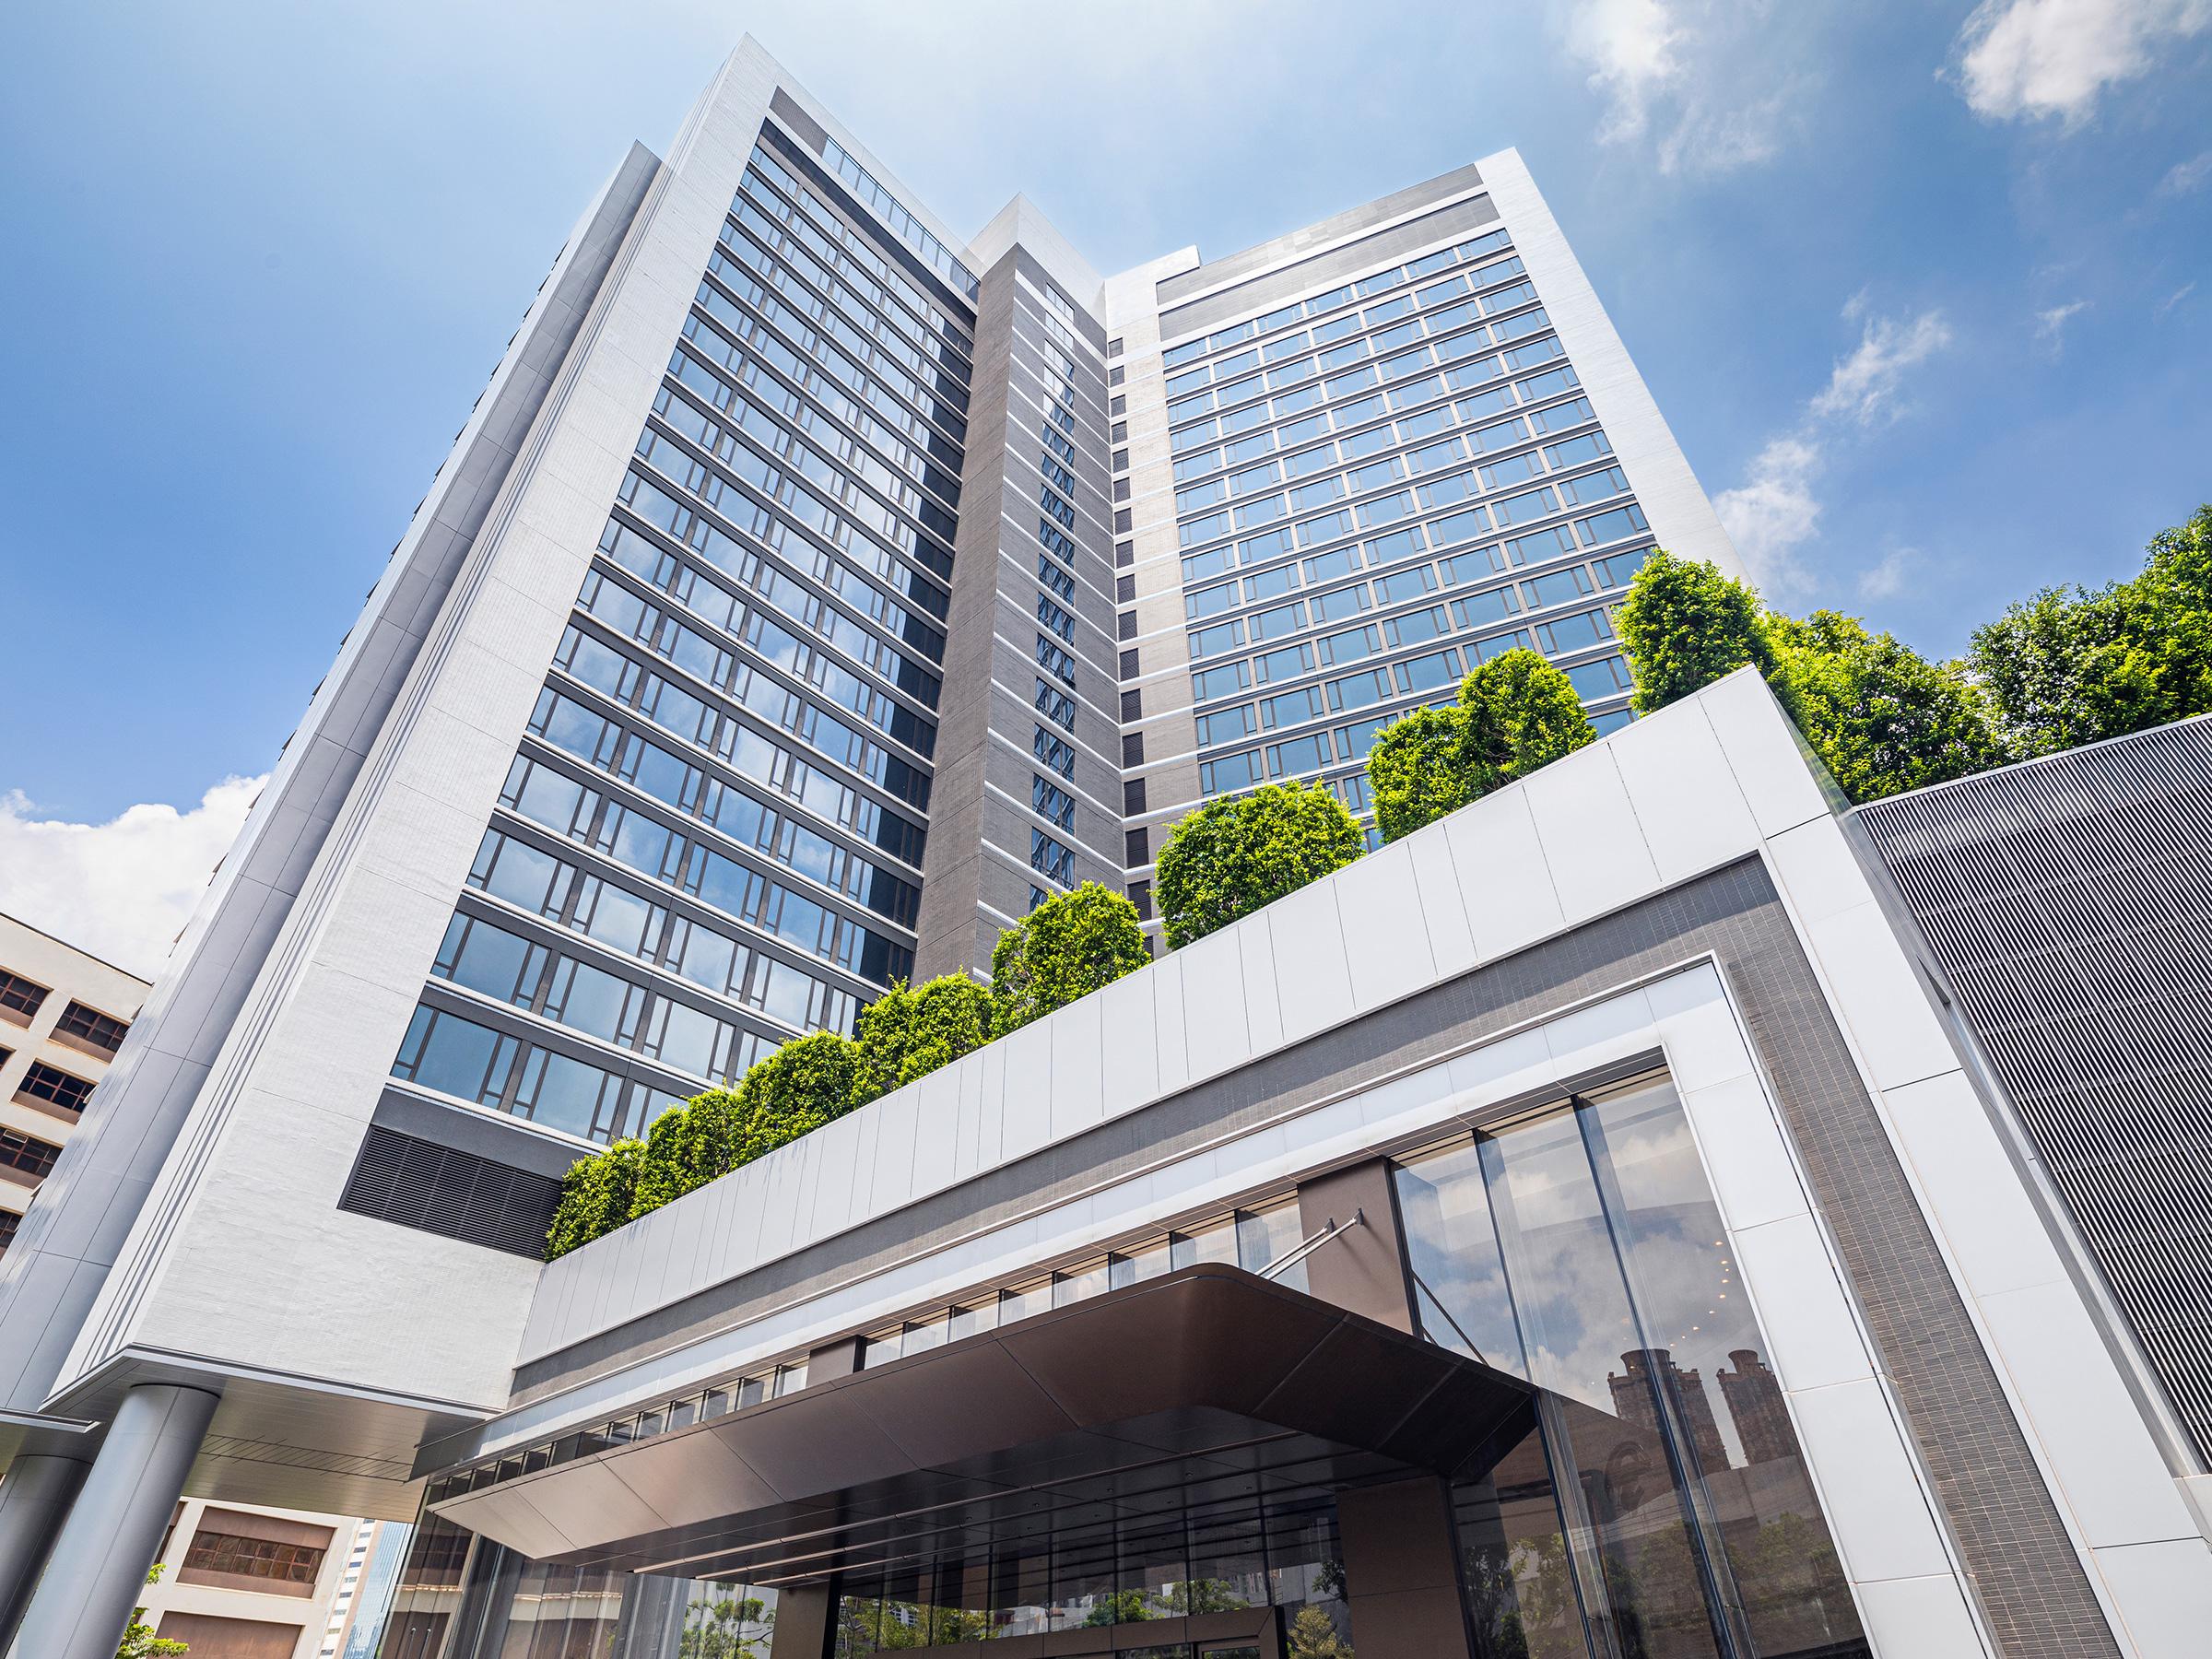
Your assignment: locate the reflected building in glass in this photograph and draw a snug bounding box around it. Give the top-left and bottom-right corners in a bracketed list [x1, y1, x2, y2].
[6, 35, 2212, 1659]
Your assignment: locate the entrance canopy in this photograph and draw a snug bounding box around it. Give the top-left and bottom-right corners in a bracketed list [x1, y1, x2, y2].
[430, 1265, 1534, 1587]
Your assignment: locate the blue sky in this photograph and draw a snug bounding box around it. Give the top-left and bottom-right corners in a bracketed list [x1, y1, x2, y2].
[0, 0, 2206, 969]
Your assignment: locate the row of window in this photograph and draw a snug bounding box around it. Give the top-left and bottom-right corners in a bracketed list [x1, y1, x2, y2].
[853, 1199, 1310, 1372]
[1188, 545, 1650, 696]
[680, 283, 962, 562]
[741, 148, 973, 382]
[619, 453, 945, 691]
[1167, 300, 1552, 435]
[654, 350, 956, 599]
[432, 911, 774, 1088]
[392, 1002, 682, 1146]
[519, 699, 915, 981]
[1161, 225, 1514, 369]
[715, 200, 971, 463]
[1196, 654, 1634, 798]
[1165, 254, 1528, 399]
[1168, 327, 1570, 464]
[1194, 613, 1619, 749]
[1182, 469, 1635, 624]
[1023, 278, 1096, 894]
[0, 973, 129, 1058]
[1177, 422, 1613, 562]
[577, 567, 934, 779]
[1171, 363, 1581, 489]
[426, 1357, 813, 1506]
[555, 614, 930, 818]
[472, 820, 864, 1034]
[819, 136, 981, 302]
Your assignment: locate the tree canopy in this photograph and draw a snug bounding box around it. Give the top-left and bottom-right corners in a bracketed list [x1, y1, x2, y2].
[1366, 648, 1594, 841]
[1616, 549, 1791, 717]
[1767, 611, 1999, 800]
[1969, 503, 2212, 759]
[1152, 780, 1365, 947]
[989, 882, 1150, 1033]
[851, 973, 994, 1105]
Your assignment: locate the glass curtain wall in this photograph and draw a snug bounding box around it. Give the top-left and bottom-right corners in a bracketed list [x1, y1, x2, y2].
[1394, 1077, 1866, 1659]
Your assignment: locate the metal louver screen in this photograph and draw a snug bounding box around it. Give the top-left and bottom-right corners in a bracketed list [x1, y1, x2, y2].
[1855, 716, 2212, 1463]
[338, 1126, 562, 1258]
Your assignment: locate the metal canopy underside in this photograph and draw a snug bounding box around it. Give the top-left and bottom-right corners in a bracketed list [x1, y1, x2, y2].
[431, 1265, 1535, 1587]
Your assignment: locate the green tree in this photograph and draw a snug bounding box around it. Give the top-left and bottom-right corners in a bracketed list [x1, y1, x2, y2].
[1766, 612, 1999, 802]
[850, 974, 994, 1106]
[1365, 650, 1594, 841]
[1153, 780, 1365, 947]
[632, 1088, 749, 1219]
[118, 1566, 189, 1659]
[1970, 503, 2212, 759]
[1618, 549, 1791, 716]
[1364, 704, 1481, 843]
[545, 1137, 646, 1260]
[989, 882, 1149, 1033]
[1286, 1605, 1352, 1658]
[730, 1030, 859, 1154]
[678, 1592, 772, 1659]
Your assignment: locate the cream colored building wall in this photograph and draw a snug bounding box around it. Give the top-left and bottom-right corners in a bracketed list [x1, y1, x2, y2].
[0, 913, 150, 1234]
[140, 1499, 359, 1659]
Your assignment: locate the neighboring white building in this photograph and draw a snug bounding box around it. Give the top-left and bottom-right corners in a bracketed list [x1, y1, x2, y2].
[137, 1503, 398, 1659]
[0, 912, 149, 1259]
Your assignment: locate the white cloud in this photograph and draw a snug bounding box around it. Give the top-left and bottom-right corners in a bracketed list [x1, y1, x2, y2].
[1858, 547, 1912, 600]
[1808, 308, 1955, 426]
[1951, 0, 2212, 127]
[1715, 435, 1824, 595]
[0, 776, 264, 978]
[1564, 0, 1802, 176]
[1717, 303, 1952, 598]
[2158, 279, 2198, 318]
[2034, 298, 2090, 353]
[2157, 151, 2212, 195]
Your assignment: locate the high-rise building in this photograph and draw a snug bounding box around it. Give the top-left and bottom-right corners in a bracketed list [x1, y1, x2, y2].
[6, 39, 2211, 1659]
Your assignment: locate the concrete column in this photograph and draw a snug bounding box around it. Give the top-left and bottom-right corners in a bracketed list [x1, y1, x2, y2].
[5, 1383, 218, 1659]
[1335, 1475, 1475, 1659]
[0, 1451, 92, 1651]
[1297, 1159, 1417, 1332]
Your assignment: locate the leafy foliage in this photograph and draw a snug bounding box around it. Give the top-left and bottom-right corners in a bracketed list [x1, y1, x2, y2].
[851, 974, 994, 1105]
[1153, 780, 1365, 947]
[1969, 503, 2212, 759]
[1366, 649, 1594, 841]
[1286, 1605, 1353, 1658]
[119, 1566, 189, 1659]
[678, 1592, 771, 1659]
[989, 882, 1150, 1033]
[545, 1137, 645, 1260]
[1766, 612, 1999, 801]
[1617, 549, 1791, 716]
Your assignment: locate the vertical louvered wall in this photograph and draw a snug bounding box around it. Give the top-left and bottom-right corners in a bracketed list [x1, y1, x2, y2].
[1856, 716, 2212, 1462]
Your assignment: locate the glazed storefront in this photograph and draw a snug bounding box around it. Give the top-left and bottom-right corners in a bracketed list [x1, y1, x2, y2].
[382, 1073, 1868, 1659]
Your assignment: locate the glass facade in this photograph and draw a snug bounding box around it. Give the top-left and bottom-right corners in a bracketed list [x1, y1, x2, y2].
[1397, 1077, 1866, 1659]
[385, 131, 974, 1147]
[1146, 225, 1654, 838]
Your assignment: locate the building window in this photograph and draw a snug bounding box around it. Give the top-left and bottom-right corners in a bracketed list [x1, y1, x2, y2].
[1117, 611, 1137, 641]
[1113, 508, 1133, 533]
[1128, 880, 1153, 921]
[1119, 648, 1140, 677]
[1124, 828, 1149, 865]
[1108, 365, 1125, 388]
[1110, 394, 1126, 417]
[182, 1527, 329, 1587]
[1123, 778, 1147, 815]
[1122, 732, 1145, 766]
[0, 1209, 18, 1256]
[1119, 688, 1144, 721]
[0, 970, 48, 1026]
[1031, 775, 1077, 831]
[1116, 575, 1135, 604]
[15, 1061, 95, 1117]
[0, 1128, 63, 1182]
[53, 1000, 129, 1057]
[1030, 831, 1076, 887]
